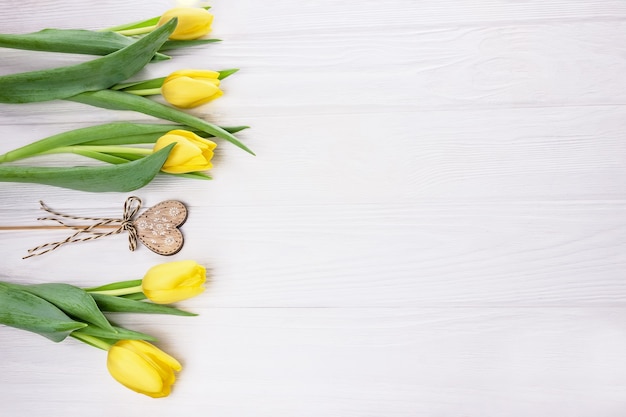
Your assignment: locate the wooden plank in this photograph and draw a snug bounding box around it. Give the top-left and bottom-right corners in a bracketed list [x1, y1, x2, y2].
[1, 307, 626, 416]
[2, 20, 626, 119]
[0, 201, 624, 307]
[1, 106, 624, 205]
[0, 0, 625, 414]
[2, 1, 626, 33]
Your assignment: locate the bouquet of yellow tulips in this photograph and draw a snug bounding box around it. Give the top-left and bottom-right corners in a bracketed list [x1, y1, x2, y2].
[0, 6, 232, 399]
[0, 7, 252, 192]
[0, 260, 206, 398]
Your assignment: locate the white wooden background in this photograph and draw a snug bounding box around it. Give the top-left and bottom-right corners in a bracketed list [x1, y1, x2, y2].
[1, 0, 626, 415]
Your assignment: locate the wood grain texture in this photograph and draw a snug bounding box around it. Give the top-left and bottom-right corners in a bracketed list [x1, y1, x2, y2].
[1, 201, 625, 307]
[3, 20, 626, 118]
[0, 0, 625, 416]
[3, 308, 626, 416]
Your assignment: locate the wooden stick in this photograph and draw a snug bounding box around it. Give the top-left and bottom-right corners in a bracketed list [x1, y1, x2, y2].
[0, 225, 121, 231]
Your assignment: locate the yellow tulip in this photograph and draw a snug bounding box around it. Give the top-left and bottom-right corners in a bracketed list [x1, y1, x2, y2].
[141, 260, 206, 304]
[161, 69, 223, 109]
[152, 130, 217, 174]
[107, 340, 182, 398]
[157, 7, 214, 40]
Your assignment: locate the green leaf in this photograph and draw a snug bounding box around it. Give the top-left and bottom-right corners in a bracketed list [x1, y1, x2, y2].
[85, 279, 143, 293]
[0, 143, 174, 192]
[0, 282, 86, 342]
[68, 150, 133, 165]
[82, 126, 248, 145]
[217, 68, 239, 80]
[160, 38, 221, 51]
[18, 283, 114, 332]
[221, 126, 250, 135]
[77, 154, 213, 179]
[0, 29, 132, 54]
[0, 18, 177, 103]
[114, 69, 236, 92]
[173, 172, 212, 180]
[113, 77, 166, 91]
[0, 123, 247, 165]
[121, 292, 148, 301]
[100, 152, 143, 161]
[0, 29, 170, 60]
[68, 89, 255, 155]
[91, 293, 196, 316]
[86, 154, 213, 180]
[105, 16, 161, 32]
[71, 333, 116, 350]
[73, 324, 157, 342]
[0, 122, 181, 163]
[81, 132, 174, 146]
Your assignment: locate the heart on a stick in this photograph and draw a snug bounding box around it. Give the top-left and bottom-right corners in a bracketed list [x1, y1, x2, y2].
[18, 197, 189, 259]
[133, 200, 187, 255]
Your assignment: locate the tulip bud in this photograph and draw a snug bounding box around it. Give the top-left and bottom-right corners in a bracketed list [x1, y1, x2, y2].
[157, 7, 213, 40]
[141, 260, 207, 304]
[161, 69, 223, 109]
[107, 340, 182, 398]
[153, 130, 217, 174]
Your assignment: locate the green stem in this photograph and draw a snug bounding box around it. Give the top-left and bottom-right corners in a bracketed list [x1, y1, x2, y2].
[71, 333, 113, 351]
[112, 78, 162, 91]
[0, 144, 175, 192]
[0, 19, 177, 104]
[88, 285, 144, 297]
[0, 122, 183, 163]
[69, 89, 255, 155]
[45, 145, 152, 156]
[115, 25, 158, 36]
[124, 88, 162, 96]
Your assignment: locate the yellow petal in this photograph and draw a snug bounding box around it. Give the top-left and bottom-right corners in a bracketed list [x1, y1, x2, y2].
[144, 286, 205, 304]
[161, 76, 222, 109]
[143, 261, 206, 291]
[193, 138, 218, 152]
[141, 261, 206, 303]
[153, 130, 216, 173]
[167, 69, 220, 81]
[157, 8, 213, 40]
[107, 346, 164, 396]
[160, 163, 211, 174]
[168, 129, 208, 143]
[127, 340, 183, 371]
[164, 139, 204, 167]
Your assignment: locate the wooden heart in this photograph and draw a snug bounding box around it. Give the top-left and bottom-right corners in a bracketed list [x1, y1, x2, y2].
[133, 200, 187, 255]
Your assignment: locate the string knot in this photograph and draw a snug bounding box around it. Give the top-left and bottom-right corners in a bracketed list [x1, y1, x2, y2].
[24, 196, 143, 259]
[121, 196, 141, 252]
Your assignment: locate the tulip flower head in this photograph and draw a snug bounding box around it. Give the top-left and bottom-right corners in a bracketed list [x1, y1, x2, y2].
[141, 260, 207, 304]
[153, 130, 217, 174]
[161, 69, 223, 109]
[107, 340, 182, 398]
[157, 7, 214, 40]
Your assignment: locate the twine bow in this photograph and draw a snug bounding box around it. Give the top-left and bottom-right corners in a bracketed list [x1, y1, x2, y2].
[24, 196, 142, 259]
